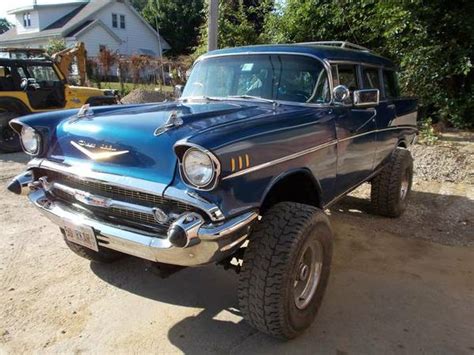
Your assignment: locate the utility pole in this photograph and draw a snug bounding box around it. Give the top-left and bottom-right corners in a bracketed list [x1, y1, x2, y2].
[208, 0, 218, 51]
[155, 0, 166, 92]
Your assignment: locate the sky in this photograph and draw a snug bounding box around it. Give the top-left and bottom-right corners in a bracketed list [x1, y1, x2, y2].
[0, 0, 87, 21]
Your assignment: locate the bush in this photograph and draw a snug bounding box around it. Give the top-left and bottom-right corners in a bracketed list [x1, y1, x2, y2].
[262, 0, 473, 129]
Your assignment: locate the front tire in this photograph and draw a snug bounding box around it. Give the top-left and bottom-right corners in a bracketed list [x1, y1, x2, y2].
[238, 202, 333, 339]
[0, 112, 21, 153]
[371, 148, 413, 217]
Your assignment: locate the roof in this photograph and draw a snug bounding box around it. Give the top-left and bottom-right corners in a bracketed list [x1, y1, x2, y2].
[0, 0, 170, 50]
[7, 1, 89, 14]
[203, 44, 395, 68]
[68, 19, 122, 44]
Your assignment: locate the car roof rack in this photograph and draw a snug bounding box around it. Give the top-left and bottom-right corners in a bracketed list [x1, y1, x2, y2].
[297, 41, 370, 52]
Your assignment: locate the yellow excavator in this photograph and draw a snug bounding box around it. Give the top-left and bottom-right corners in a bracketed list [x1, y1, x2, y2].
[52, 42, 88, 86]
[0, 42, 117, 152]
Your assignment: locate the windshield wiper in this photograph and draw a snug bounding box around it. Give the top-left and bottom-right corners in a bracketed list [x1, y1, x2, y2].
[227, 95, 280, 106]
[180, 95, 224, 102]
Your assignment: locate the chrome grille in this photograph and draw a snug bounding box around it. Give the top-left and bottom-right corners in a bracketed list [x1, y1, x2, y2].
[38, 169, 198, 231]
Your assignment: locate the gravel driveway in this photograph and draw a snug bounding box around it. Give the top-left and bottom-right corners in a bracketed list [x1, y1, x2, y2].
[1, 137, 473, 354]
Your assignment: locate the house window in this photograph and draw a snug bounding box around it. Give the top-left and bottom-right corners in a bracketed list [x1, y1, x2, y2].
[99, 45, 106, 53]
[112, 13, 118, 28]
[23, 12, 31, 27]
[120, 15, 125, 29]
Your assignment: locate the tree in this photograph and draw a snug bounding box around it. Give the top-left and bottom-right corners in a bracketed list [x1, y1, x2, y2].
[45, 39, 66, 56]
[0, 18, 11, 34]
[129, 0, 148, 12]
[194, 0, 273, 57]
[97, 48, 118, 83]
[142, 0, 205, 56]
[263, 0, 474, 128]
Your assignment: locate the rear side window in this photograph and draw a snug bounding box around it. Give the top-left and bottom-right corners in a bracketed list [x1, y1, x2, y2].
[336, 65, 358, 92]
[362, 67, 381, 90]
[383, 70, 400, 98]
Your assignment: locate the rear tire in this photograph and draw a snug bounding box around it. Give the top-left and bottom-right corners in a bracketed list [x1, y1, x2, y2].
[0, 112, 21, 153]
[370, 148, 413, 217]
[238, 202, 333, 339]
[62, 229, 124, 263]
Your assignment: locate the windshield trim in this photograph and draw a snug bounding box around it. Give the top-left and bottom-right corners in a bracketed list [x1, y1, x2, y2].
[183, 52, 334, 106]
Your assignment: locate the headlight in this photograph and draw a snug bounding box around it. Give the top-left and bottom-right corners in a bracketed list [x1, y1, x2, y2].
[20, 126, 40, 155]
[182, 148, 215, 188]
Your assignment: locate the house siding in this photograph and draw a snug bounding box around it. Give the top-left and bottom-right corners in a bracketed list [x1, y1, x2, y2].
[14, 11, 40, 34]
[75, 25, 121, 57]
[94, 2, 169, 56]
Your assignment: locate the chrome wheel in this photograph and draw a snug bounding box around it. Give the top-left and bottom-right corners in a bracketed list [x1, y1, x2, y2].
[400, 168, 410, 200]
[294, 239, 323, 310]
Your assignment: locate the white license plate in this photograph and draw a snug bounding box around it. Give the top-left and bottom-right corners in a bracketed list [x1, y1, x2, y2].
[63, 221, 98, 252]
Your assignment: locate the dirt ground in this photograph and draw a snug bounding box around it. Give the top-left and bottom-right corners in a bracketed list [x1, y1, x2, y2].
[0, 137, 473, 354]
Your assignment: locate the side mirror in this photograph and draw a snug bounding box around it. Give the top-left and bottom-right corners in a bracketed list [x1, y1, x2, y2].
[174, 84, 184, 98]
[353, 89, 379, 107]
[333, 85, 350, 104]
[21, 78, 39, 91]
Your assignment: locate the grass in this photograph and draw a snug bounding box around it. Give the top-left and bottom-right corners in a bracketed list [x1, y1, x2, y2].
[96, 82, 174, 96]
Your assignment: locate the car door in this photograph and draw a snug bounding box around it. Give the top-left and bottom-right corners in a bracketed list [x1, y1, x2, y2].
[333, 64, 379, 195]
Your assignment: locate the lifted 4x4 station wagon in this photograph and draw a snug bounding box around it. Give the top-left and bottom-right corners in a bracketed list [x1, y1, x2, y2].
[8, 42, 417, 339]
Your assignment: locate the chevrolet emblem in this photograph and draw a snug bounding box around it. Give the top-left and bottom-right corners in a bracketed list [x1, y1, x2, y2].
[71, 141, 129, 160]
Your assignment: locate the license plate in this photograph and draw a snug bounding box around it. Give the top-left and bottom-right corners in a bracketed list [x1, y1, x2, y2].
[63, 221, 98, 252]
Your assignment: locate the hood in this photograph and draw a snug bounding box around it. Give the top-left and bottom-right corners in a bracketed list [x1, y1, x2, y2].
[47, 101, 269, 188]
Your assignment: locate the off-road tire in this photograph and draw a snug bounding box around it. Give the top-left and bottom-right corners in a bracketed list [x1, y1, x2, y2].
[62, 229, 124, 263]
[238, 202, 333, 339]
[371, 148, 413, 217]
[0, 112, 21, 153]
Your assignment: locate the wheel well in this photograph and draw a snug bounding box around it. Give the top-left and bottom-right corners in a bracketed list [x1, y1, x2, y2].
[261, 171, 322, 213]
[0, 97, 30, 115]
[397, 140, 407, 148]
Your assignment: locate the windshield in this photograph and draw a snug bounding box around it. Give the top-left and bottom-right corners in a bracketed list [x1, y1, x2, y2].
[182, 54, 330, 104]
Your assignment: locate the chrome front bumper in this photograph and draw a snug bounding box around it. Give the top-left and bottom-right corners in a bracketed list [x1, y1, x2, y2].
[27, 188, 258, 266]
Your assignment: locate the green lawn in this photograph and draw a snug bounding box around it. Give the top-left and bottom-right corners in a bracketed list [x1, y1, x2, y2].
[98, 82, 174, 96]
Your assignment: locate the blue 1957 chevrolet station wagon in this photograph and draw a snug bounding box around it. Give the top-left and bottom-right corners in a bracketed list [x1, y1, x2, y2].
[8, 41, 417, 339]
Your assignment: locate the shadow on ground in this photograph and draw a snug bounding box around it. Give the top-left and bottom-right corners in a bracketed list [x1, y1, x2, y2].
[90, 187, 474, 354]
[0, 152, 30, 165]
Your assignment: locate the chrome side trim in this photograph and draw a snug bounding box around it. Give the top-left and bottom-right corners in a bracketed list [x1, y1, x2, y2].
[222, 139, 338, 180]
[221, 125, 417, 180]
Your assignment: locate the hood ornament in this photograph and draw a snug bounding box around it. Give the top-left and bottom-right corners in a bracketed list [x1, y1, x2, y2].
[71, 141, 129, 160]
[70, 104, 94, 123]
[154, 110, 183, 136]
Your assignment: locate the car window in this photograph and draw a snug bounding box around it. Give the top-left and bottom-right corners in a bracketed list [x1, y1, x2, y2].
[383, 70, 400, 98]
[0, 65, 17, 91]
[183, 54, 330, 104]
[26, 65, 60, 82]
[362, 67, 381, 90]
[337, 65, 358, 92]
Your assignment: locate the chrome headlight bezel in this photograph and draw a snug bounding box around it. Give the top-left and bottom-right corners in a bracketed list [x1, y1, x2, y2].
[178, 145, 221, 190]
[20, 125, 41, 156]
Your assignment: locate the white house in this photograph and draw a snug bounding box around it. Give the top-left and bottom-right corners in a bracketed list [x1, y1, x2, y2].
[0, 0, 170, 57]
